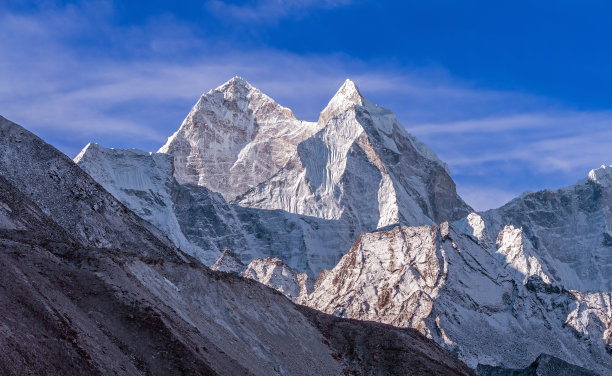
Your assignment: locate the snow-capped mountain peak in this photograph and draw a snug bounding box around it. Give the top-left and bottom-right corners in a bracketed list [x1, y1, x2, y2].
[588, 164, 612, 187]
[157, 76, 319, 200]
[318, 79, 364, 123]
[79, 77, 471, 275]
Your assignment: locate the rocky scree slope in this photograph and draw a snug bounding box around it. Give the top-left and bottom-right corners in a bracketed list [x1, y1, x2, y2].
[476, 353, 599, 376]
[0, 115, 475, 375]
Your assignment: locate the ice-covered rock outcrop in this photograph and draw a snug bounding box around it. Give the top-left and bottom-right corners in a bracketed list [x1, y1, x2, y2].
[304, 222, 612, 375]
[307, 225, 444, 333]
[210, 248, 245, 274]
[494, 224, 553, 284]
[209, 251, 314, 303]
[243, 257, 314, 303]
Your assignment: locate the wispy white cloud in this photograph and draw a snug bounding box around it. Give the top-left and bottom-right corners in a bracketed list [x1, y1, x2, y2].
[411, 112, 612, 174]
[409, 111, 612, 135]
[205, 0, 356, 22]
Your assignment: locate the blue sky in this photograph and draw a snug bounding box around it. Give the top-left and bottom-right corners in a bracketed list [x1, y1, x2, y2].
[1, 1, 611, 210]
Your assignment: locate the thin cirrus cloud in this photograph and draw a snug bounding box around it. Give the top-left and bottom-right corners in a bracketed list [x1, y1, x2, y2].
[205, 0, 356, 22]
[0, 2, 610, 210]
[409, 112, 612, 174]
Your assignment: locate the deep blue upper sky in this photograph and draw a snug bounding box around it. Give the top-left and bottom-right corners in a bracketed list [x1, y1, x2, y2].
[1, 0, 611, 209]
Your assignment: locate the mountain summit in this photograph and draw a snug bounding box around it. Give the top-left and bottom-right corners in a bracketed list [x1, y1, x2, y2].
[159, 76, 320, 200]
[161, 76, 470, 228]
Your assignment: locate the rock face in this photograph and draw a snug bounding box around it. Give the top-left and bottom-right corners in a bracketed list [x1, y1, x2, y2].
[160, 76, 470, 227]
[308, 225, 444, 333]
[0, 116, 181, 259]
[209, 252, 314, 304]
[0, 115, 474, 376]
[159, 76, 321, 201]
[236, 79, 470, 227]
[160, 76, 471, 227]
[305, 219, 611, 375]
[210, 248, 245, 274]
[73, 144, 199, 256]
[76, 143, 351, 272]
[243, 257, 314, 304]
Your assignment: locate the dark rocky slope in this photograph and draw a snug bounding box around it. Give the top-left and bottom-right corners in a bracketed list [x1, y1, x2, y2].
[476, 354, 599, 376]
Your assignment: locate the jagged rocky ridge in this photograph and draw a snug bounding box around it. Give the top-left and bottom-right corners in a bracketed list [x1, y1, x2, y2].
[74, 78, 612, 374]
[0, 115, 476, 375]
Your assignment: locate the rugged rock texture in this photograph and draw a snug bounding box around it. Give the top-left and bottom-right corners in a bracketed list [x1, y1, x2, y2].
[0, 115, 475, 375]
[298, 305, 476, 376]
[307, 225, 443, 333]
[243, 257, 314, 304]
[237, 79, 471, 227]
[159, 76, 470, 227]
[210, 248, 245, 274]
[209, 252, 314, 304]
[304, 221, 612, 375]
[76, 142, 352, 273]
[0, 116, 180, 259]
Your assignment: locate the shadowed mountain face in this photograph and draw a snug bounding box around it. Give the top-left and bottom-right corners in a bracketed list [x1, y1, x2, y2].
[72, 78, 611, 375]
[481, 170, 612, 292]
[476, 354, 599, 376]
[0, 115, 475, 375]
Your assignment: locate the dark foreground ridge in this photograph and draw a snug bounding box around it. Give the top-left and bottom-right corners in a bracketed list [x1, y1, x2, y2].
[0, 114, 475, 374]
[476, 353, 599, 376]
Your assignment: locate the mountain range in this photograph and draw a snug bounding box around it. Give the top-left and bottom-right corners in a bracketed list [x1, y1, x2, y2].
[1, 76, 610, 375]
